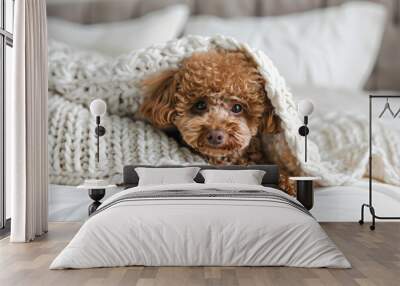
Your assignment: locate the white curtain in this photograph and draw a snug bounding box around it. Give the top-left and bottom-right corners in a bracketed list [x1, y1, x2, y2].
[7, 0, 48, 242]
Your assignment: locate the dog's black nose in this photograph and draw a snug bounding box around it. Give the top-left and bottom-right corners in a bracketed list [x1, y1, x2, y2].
[206, 130, 225, 146]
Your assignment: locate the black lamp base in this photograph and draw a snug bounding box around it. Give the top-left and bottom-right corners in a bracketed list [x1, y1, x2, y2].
[88, 188, 105, 215]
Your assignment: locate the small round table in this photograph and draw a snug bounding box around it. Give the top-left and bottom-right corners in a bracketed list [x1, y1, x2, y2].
[77, 181, 116, 215]
[289, 177, 319, 210]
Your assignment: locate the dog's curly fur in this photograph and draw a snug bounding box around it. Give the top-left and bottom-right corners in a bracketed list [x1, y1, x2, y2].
[140, 50, 295, 195]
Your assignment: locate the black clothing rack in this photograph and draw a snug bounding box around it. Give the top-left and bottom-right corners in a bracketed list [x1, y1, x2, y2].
[359, 95, 400, 230]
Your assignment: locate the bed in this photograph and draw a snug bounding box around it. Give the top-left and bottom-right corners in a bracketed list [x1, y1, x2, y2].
[47, 83, 400, 223]
[50, 165, 351, 269]
[48, 85, 400, 223]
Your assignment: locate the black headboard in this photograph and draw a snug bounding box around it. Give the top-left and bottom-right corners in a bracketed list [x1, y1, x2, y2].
[123, 165, 280, 189]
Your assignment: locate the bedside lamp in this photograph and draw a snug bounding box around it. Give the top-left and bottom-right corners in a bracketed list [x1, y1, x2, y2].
[90, 99, 107, 163]
[298, 99, 314, 163]
[290, 99, 317, 210]
[78, 99, 115, 216]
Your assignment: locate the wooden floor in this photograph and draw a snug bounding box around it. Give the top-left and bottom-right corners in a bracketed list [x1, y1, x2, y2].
[0, 222, 399, 286]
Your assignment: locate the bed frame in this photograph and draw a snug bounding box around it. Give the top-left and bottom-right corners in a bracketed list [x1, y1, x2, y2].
[122, 165, 320, 210]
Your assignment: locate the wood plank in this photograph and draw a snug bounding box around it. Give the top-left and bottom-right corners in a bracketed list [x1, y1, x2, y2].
[0, 222, 399, 286]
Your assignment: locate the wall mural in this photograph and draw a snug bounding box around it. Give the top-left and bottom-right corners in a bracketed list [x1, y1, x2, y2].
[48, 37, 302, 195]
[48, 36, 400, 197]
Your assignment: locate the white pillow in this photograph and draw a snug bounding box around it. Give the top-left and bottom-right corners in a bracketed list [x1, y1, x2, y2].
[48, 5, 189, 56]
[184, 2, 386, 90]
[200, 170, 266, 185]
[135, 167, 200, 186]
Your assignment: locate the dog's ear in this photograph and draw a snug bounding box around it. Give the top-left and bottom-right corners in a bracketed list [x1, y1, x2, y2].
[140, 70, 178, 128]
[261, 106, 282, 134]
[262, 112, 281, 134]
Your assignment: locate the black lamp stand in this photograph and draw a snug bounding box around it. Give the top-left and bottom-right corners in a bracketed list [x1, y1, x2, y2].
[88, 116, 106, 215]
[298, 116, 309, 162]
[95, 115, 106, 163]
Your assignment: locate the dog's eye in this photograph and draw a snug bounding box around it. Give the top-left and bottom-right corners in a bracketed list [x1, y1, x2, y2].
[231, 104, 243, 114]
[194, 100, 207, 111]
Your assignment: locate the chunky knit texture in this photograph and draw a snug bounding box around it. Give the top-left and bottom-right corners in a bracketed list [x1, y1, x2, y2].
[48, 36, 400, 187]
[48, 94, 205, 185]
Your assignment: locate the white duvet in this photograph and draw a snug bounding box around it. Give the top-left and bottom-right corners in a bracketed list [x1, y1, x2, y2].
[50, 183, 350, 269]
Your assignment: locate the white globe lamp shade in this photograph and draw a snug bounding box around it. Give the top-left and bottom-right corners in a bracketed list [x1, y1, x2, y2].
[298, 100, 314, 116]
[90, 99, 107, 116]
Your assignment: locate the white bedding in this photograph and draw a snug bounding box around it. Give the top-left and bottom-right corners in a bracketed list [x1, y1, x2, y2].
[312, 179, 400, 222]
[184, 2, 386, 90]
[48, 5, 190, 56]
[48, 181, 400, 223]
[50, 183, 350, 269]
[290, 85, 400, 130]
[48, 34, 400, 187]
[294, 86, 400, 220]
[48, 85, 400, 224]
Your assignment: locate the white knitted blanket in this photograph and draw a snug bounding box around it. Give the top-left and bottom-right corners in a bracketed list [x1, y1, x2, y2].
[48, 36, 400, 186]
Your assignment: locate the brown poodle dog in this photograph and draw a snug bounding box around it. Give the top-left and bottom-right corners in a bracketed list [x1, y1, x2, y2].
[140, 50, 294, 195]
